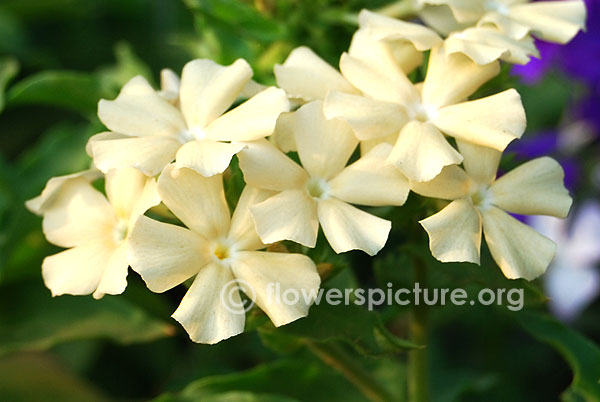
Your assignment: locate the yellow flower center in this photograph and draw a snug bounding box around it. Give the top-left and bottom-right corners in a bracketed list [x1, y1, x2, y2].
[210, 238, 236, 263]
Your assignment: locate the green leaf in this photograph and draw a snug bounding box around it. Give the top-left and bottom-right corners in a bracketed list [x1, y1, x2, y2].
[6, 70, 109, 116]
[0, 353, 109, 402]
[0, 281, 174, 356]
[517, 311, 600, 401]
[153, 358, 368, 402]
[260, 302, 419, 356]
[191, 391, 298, 402]
[0, 56, 18, 112]
[185, 0, 284, 43]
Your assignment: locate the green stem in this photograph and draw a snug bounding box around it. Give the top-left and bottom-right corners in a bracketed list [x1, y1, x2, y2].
[305, 340, 395, 402]
[374, 0, 418, 19]
[408, 257, 430, 402]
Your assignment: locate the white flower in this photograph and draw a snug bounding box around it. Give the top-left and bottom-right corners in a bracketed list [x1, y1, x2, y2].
[444, 26, 539, 65]
[324, 45, 525, 182]
[350, 10, 443, 74]
[413, 141, 572, 280]
[434, 0, 587, 44]
[127, 165, 320, 344]
[237, 101, 409, 256]
[88, 59, 289, 178]
[26, 168, 102, 215]
[530, 202, 600, 321]
[30, 168, 160, 299]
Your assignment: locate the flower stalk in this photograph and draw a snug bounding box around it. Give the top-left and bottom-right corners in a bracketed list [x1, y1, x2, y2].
[408, 256, 430, 402]
[305, 340, 395, 402]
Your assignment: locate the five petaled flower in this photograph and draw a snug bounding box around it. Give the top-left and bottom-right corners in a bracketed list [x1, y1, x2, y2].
[128, 165, 321, 344]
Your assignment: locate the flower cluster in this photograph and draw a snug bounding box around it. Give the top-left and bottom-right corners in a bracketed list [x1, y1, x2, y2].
[28, 1, 583, 344]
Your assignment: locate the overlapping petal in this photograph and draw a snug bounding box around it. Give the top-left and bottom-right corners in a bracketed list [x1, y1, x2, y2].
[231, 251, 320, 327]
[128, 215, 209, 292]
[388, 121, 463, 182]
[180, 58, 252, 129]
[329, 144, 409, 206]
[158, 165, 231, 238]
[293, 101, 358, 180]
[274, 46, 358, 102]
[317, 198, 390, 256]
[98, 76, 186, 138]
[250, 190, 319, 247]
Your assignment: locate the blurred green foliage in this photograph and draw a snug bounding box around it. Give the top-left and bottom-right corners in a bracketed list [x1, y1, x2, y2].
[0, 0, 599, 401]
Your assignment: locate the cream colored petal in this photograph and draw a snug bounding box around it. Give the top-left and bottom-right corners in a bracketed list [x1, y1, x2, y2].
[159, 68, 180, 103]
[237, 139, 308, 191]
[42, 179, 116, 248]
[323, 91, 408, 141]
[317, 198, 390, 256]
[420, 199, 482, 264]
[239, 79, 268, 99]
[410, 165, 471, 200]
[274, 46, 358, 102]
[490, 157, 572, 218]
[360, 133, 398, 155]
[339, 53, 419, 105]
[98, 76, 186, 138]
[105, 167, 147, 221]
[93, 242, 129, 299]
[456, 140, 501, 186]
[127, 215, 209, 292]
[204, 87, 289, 142]
[422, 46, 500, 109]
[433, 89, 526, 151]
[425, 0, 486, 23]
[271, 112, 297, 152]
[418, 4, 468, 36]
[228, 186, 276, 251]
[89, 134, 181, 176]
[174, 140, 245, 178]
[172, 262, 245, 344]
[508, 1, 587, 44]
[479, 11, 531, 40]
[357, 9, 443, 50]
[25, 169, 101, 216]
[482, 206, 556, 280]
[180, 58, 252, 129]
[329, 143, 409, 206]
[158, 164, 231, 238]
[126, 177, 161, 230]
[349, 28, 423, 76]
[231, 251, 320, 327]
[85, 131, 125, 156]
[293, 101, 358, 180]
[387, 121, 463, 183]
[251, 189, 318, 247]
[42, 240, 114, 297]
[445, 27, 538, 65]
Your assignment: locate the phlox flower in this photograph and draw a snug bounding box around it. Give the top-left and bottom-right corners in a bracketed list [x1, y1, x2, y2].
[127, 165, 320, 344]
[529, 202, 600, 321]
[88, 58, 289, 178]
[425, 0, 586, 63]
[412, 141, 572, 280]
[237, 101, 409, 256]
[323, 45, 525, 182]
[27, 168, 160, 299]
